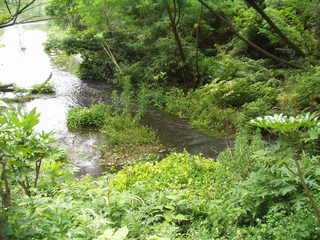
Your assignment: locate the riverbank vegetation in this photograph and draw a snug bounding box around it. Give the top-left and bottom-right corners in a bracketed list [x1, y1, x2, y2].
[67, 102, 166, 167]
[3, 119, 320, 239]
[45, 0, 320, 137]
[1, 0, 320, 239]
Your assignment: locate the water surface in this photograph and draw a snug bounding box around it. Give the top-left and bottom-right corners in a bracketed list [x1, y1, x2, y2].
[0, 24, 227, 177]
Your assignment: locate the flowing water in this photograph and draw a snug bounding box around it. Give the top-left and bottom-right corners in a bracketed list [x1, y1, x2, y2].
[0, 24, 227, 177]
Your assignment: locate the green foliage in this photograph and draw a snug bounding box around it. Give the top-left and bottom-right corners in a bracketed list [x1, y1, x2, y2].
[0, 107, 65, 240]
[3, 0, 320, 239]
[67, 102, 156, 146]
[67, 103, 109, 130]
[44, 36, 63, 53]
[250, 113, 320, 223]
[291, 66, 320, 111]
[30, 81, 55, 95]
[0, 108, 56, 199]
[45, 0, 320, 139]
[3, 127, 319, 239]
[111, 152, 221, 192]
[250, 112, 320, 135]
[234, 0, 319, 57]
[102, 112, 156, 146]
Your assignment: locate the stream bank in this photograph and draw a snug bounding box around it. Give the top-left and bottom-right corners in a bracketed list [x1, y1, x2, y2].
[0, 23, 227, 176]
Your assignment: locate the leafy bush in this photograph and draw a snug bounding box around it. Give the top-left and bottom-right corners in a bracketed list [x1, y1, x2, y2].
[8, 152, 234, 240]
[291, 66, 320, 111]
[44, 36, 63, 53]
[30, 80, 55, 94]
[5, 128, 320, 239]
[67, 102, 156, 146]
[237, 98, 275, 125]
[111, 152, 222, 192]
[67, 103, 108, 130]
[250, 113, 320, 222]
[0, 108, 65, 238]
[158, 87, 237, 137]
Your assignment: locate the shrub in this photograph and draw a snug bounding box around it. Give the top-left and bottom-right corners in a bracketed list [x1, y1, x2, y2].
[111, 152, 222, 192]
[161, 87, 237, 137]
[30, 80, 55, 94]
[6, 130, 320, 239]
[67, 103, 108, 130]
[291, 66, 320, 111]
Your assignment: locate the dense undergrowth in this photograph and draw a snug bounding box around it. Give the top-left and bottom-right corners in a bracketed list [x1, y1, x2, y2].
[2, 110, 320, 239]
[2, 0, 320, 239]
[45, 0, 320, 137]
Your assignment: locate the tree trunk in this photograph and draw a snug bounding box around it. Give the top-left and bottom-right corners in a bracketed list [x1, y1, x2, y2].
[166, 2, 186, 64]
[0, 163, 10, 209]
[166, 0, 196, 87]
[245, 0, 305, 57]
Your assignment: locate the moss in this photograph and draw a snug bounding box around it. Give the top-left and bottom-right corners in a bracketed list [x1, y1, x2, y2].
[30, 81, 55, 95]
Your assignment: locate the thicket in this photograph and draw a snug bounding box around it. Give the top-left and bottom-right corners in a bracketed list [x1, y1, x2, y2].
[2, 0, 320, 239]
[45, 0, 320, 136]
[2, 112, 320, 239]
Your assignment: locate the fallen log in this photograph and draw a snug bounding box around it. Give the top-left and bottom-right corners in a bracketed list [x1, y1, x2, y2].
[0, 84, 15, 92]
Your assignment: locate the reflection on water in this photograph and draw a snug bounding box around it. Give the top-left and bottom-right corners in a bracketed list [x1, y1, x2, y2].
[0, 26, 50, 88]
[142, 108, 228, 157]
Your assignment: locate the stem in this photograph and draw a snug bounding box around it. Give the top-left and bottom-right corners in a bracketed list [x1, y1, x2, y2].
[18, 180, 31, 197]
[166, 2, 186, 63]
[246, 0, 305, 57]
[0, 163, 11, 209]
[34, 159, 42, 188]
[102, 43, 122, 73]
[195, 3, 203, 86]
[294, 157, 320, 221]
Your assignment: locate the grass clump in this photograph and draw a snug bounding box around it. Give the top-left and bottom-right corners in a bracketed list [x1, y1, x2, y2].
[30, 80, 55, 94]
[102, 112, 156, 146]
[67, 103, 108, 130]
[67, 103, 160, 166]
[67, 103, 156, 146]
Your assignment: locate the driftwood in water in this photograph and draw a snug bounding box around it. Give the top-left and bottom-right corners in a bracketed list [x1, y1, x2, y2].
[0, 73, 53, 94]
[0, 84, 15, 92]
[45, 72, 53, 83]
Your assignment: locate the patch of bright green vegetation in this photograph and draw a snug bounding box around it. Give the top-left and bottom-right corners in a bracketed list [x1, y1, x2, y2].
[67, 103, 109, 130]
[5, 130, 320, 239]
[102, 112, 156, 146]
[0, 94, 39, 104]
[67, 103, 156, 146]
[30, 80, 55, 94]
[67, 103, 160, 167]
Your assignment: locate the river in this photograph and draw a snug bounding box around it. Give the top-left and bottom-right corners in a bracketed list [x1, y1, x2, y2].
[0, 23, 227, 177]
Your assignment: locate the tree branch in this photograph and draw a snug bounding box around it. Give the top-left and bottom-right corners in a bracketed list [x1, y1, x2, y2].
[197, 0, 304, 69]
[245, 0, 305, 57]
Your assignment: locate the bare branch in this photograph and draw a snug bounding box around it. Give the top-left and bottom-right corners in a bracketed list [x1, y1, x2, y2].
[4, 0, 12, 15]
